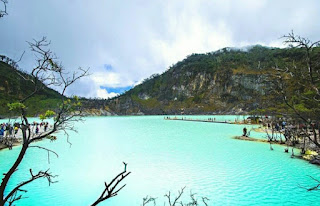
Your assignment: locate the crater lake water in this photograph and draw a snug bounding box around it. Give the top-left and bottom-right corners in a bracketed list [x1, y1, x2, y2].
[1, 116, 320, 205]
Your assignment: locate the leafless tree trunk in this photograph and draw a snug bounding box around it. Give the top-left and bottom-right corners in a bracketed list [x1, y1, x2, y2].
[0, 37, 89, 205]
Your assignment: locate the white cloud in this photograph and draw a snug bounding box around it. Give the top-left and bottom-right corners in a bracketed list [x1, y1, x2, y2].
[66, 76, 119, 99]
[1, 0, 320, 98]
[91, 72, 121, 87]
[96, 88, 118, 99]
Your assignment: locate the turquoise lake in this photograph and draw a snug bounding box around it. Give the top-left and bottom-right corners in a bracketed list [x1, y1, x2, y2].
[1, 116, 320, 205]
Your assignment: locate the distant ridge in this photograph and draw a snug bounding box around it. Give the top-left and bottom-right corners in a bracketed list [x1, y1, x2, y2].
[1, 45, 316, 116]
[105, 45, 311, 115]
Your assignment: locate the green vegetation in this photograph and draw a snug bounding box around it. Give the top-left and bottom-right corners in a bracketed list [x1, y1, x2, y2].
[107, 45, 320, 115]
[0, 61, 62, 117]
[2, 45, 319, 116]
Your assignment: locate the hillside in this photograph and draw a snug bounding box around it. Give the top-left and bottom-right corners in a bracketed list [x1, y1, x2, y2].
[1, 45, 317, 117]
[106, 45, 316, 115]
[0, 59, 111, 117]
[0, 61, 62, 117]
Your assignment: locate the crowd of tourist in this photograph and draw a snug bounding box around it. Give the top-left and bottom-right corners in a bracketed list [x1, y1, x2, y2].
[0, 121, 50, 149]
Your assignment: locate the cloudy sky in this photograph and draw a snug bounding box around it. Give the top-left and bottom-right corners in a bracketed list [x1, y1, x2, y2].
[1, 0, 319, 98]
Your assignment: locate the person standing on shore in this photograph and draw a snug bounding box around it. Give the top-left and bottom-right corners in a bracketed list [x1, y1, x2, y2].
[243, 127, 247, 137]
[35, 124, 39, 134]
[44, 122, 48, 132]
[0, 126, 4, 138]
[14, 126, 19, 137]
[5, 124, 10, 138]
[9, 125, 13, 138]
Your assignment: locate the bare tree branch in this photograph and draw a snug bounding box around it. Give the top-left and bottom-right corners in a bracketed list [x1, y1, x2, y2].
[0, 0, 8, 18]
[4, 169, 57, 205]
[142, 196, 157, 206]
[29, 145, 59, 164]
[142, 188, 209, 206]
[298, 175, 320, 191]
[165, 186, 186, 206]
[0, 37, 89, 205]
[91, 163, 131, 206]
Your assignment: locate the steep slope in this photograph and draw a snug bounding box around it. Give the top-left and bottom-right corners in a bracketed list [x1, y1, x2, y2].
[0, 61, 62, 117]
[106, 45, 311, 115]
[0, 60, 112, 117]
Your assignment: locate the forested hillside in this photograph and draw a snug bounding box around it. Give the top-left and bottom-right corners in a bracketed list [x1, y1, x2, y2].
[0, 60, 62, 117]
[1, 45, 319, 117]
[106, 45, 320, 115]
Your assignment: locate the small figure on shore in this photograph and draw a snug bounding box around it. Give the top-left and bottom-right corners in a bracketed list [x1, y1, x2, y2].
[0, 126, 4, 138]
[282, 121, 286, 129]
[291, 148, 294, 158]
[9, 125, 13, 137]
[35, 125, 39, 134]
[44, 122, 48, 132]
[14, 126, 18, 137]
[243, 127, 247, 137]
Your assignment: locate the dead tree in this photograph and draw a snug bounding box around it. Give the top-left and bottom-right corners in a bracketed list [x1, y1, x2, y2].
[298, 175, 320, 191]
[0, 37, 89, 205]
[165, 186, 186, 206]
[142, 196, 157, 206]
[143, 187, 209, 206]
[91, 163, 131, 206]
[269, 31, 320, 150]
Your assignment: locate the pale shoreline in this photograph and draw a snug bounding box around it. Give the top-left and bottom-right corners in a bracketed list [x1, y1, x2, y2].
[233, 135, 320, 165]
[0, 126, 52, 151]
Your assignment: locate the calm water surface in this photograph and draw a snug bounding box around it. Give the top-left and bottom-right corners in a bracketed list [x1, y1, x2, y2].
[1, 116, 320, 205]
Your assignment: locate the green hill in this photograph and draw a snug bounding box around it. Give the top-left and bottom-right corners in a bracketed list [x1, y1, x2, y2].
[106, 45, 319, 115]
[0, 60, 62, 117]
[1, 45, 319, 117]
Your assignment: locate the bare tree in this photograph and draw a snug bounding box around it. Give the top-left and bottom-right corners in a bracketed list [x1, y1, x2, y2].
[143, 187, 209, 206]
[0, 37, 131, 206]
[91, 163, 131, 206]
[0, 37, 90, 205]
[0, 0, 8, 18]
[142, 196, 157, 206]
[165, 186, 186, 206]
[298, 175, 320, 191]
[268, 31, 320, 151]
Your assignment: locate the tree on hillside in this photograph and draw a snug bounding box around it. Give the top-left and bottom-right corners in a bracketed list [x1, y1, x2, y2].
[0, 38, 130, 205]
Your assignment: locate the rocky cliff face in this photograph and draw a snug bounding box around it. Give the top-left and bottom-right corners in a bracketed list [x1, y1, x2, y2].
[105, 45, 292, 115]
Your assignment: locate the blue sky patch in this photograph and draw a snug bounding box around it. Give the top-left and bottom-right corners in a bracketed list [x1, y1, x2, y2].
[103, 64, 113, 71]
[100, 86, 132, 94]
